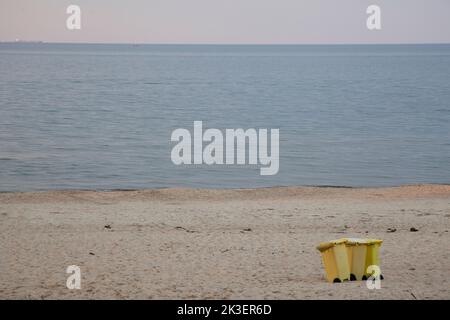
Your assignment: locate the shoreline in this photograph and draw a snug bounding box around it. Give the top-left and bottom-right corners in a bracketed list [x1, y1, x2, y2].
[1, 184, 450, 202]
[1, 182, 449, 192]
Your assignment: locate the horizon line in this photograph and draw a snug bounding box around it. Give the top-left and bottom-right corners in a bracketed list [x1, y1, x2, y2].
[2, 40, 450, 46]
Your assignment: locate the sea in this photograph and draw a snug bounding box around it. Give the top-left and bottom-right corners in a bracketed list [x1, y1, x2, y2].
[1, 43, 449, 191]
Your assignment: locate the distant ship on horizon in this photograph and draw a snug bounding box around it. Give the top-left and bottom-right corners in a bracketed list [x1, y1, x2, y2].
[0, 39, 45, 44]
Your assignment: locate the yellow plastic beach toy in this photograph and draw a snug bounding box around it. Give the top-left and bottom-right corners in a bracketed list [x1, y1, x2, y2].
[317, 238, 383, 283]
[316, 239, 350, 283]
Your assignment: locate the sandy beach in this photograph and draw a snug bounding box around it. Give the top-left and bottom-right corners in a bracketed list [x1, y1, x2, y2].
[0, 184, 449, 299]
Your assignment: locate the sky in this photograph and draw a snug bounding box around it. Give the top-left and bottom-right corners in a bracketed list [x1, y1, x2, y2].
[1, 0, 449, 44]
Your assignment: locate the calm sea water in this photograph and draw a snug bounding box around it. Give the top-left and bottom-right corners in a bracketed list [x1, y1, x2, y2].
[0, 43, 449, 191]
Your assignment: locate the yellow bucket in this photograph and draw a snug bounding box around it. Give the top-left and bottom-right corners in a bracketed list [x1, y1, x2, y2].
[316, 239, 350, 283]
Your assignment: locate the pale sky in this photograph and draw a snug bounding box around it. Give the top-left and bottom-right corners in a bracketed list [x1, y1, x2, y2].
[1, 0, 449, 44]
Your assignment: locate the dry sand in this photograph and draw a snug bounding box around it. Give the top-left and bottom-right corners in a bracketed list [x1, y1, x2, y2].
[0, 184, 449, 299]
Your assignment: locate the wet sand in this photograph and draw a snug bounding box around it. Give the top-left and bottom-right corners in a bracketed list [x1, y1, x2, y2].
[0, 184, 449, 299]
